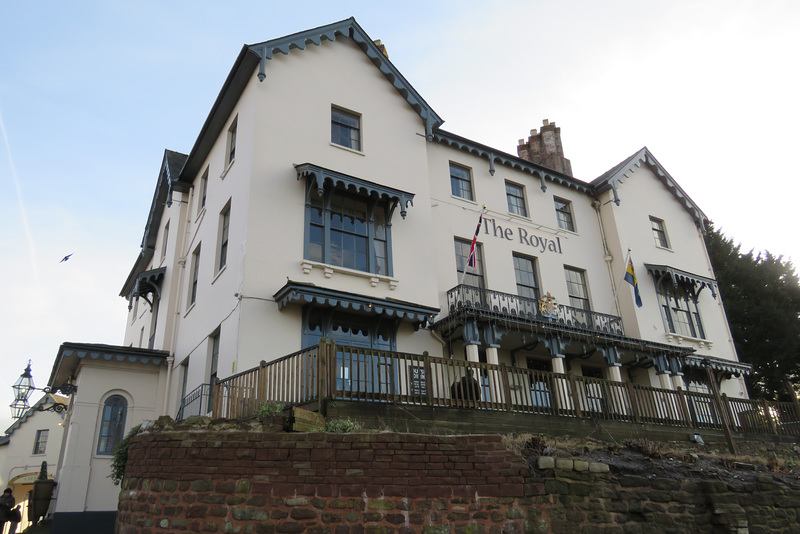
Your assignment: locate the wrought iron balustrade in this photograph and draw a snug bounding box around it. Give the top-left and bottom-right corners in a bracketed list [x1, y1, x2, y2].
[446, 284, 624, 335]
[176, 383, 213, 420]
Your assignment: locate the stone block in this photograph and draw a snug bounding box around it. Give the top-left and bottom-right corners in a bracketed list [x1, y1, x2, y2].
[537, 457, 555, 469]
[554, 459, 574, 470]
[588, 463, 609, 473]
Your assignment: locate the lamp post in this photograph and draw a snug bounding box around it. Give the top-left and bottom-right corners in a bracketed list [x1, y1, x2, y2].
[9, 362, 77, 419]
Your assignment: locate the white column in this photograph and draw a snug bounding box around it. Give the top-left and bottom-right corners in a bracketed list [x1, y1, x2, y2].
[658, 373, 679, 420]
[465, 344, 480, 363]
[485, 347, 501, 405]
[671, 374, 685, 391]
[605, 364, 628, 416]
[551, 356, 572, 411]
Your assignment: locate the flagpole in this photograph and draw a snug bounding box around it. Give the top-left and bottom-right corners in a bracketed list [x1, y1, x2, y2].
[459, 205, 486, 287]
[616, 248, 632, 295]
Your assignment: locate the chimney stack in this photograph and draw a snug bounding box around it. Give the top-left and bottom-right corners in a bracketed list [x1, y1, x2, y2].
[373, 40, 389, 59]
[517, 119, 572, 176]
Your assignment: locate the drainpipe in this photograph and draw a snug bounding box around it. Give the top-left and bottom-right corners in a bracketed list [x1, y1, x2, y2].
[162, 355, 174, 416]
[166, 188, 195, 415]
[593, 200, 621, 317]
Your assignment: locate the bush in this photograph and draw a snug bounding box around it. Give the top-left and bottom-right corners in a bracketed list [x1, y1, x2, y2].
[110, 424, 143, 486]
[320, 418, 362, 433]
[255, 401, 285, 421]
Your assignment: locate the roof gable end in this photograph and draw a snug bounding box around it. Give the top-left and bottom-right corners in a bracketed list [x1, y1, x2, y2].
[592, 147, 707, 229]
[178, 18, 442, 183]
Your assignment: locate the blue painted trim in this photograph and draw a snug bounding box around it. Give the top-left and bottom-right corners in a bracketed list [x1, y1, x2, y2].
[644, 263, 718, 299]
[592, 147, 708, 230]
[434, 130, 593, 194]
[684, 354, 752, 376]
[274, 282, 439, 326]
[49, 343, 169, 390]
[249, 18, 443, 137]
[295, 163, 415, 219]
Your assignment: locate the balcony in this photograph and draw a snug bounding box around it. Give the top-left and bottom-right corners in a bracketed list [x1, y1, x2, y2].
[200, 340, 800, 446]
[444, 285, 624, 336]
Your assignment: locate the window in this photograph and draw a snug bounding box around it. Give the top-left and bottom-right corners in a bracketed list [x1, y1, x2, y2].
[564, 267, 590, 311]
[161, 221, 169, 261]
[303, 309, 395, 395]
[505, 182, 527, 217]
[207, 331, 219, 413]
[687, 378, 716, 424]
[307, 188, 389, 275]
[650, 217, 670, 248]
[97, 395, 127, 455]
[227, 118, 237, 165]
[218, 204, 230, 272]
[189, 246, 201, 306]
[449, 163, 473, 201]
[526, 358, 552, 409]
[331, 107, 361, 151]
[657, 283, 705, 339]
[303, 308, 394, 351]
[455, 238, 484, 288]
[554, 198, 575, 231]
[513, 254, 539, 300]
[198, 168, 208, 214]
[33, 429, 48, 455]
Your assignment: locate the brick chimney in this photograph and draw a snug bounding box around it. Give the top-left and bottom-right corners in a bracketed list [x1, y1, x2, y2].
[373, 40, 389, 59]
[517, 119, 573, 176]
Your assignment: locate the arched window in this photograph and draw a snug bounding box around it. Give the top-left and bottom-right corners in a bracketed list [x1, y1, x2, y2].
[97, 395, 127, 455]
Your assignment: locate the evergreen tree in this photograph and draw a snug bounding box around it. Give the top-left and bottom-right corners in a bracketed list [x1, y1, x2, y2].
[705, 223, 800, 399]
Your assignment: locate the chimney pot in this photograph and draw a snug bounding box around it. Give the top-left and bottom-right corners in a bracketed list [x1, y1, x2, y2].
[518, 139, 524, 145]
[530, 129, 537, 136]
[543, 119, 550, 126]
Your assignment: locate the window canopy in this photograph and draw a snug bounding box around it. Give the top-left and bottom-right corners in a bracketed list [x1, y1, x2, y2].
[645, 263, 718, 299]
[684, 354, 753, 377]
[295, 163, 415, 219]
[127, 267, 166, 309]
[274, 281, 439, 327]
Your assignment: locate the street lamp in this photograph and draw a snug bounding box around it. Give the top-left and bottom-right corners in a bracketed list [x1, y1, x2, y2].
[10, 362, 77, 419]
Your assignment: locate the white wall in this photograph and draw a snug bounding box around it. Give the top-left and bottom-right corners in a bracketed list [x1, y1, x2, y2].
[54, 361, 166, 514]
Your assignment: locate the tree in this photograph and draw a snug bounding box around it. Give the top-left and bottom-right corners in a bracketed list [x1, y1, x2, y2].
[705, 223, 800, 400]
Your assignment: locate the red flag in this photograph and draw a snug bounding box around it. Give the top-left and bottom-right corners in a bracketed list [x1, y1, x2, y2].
[467, 212, 483, 269]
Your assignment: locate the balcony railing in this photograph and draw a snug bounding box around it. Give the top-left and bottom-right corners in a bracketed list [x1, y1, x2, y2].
[209, 340, 800, 442]
[446, 284, 624, 336]
[176, 383, 213, 420]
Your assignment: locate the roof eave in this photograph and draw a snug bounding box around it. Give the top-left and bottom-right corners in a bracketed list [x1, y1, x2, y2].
[592, 147, 708, 227]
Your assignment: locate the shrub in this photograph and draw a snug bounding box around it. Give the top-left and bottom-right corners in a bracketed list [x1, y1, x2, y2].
[110, 424, 143, 486]
[255, 401, 285, 422]
[320, 418, 362, 433]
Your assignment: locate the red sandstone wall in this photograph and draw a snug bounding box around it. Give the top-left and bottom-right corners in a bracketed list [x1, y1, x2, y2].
[118, 430, 545, 533]
[117, 424, 800, 533]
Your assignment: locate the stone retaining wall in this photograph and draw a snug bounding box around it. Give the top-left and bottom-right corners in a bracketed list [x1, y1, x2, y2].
[116, 422, 800, 533]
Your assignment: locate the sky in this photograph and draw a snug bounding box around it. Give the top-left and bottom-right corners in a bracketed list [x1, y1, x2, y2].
[1, 0, 798, 432]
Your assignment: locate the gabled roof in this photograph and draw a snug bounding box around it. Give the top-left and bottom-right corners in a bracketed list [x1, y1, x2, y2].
[123, 18, 442, 292]
[591, 147, 708, 228]
[177, 17, 443, 186]
[3, 393, 67, 437]
[120, 149, 187, 297]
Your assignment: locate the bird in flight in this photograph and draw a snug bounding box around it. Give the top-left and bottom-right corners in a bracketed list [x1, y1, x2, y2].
[60, 253, 73, 263]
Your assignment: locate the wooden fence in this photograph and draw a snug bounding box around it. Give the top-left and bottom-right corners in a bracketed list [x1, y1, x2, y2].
[212, 341, 800, 442]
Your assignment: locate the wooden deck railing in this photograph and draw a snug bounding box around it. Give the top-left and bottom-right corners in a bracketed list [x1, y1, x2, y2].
[211, 340, 800, 441]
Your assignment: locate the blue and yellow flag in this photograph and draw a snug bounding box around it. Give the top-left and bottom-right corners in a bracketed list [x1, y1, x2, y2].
[624, 257, 643, 307]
